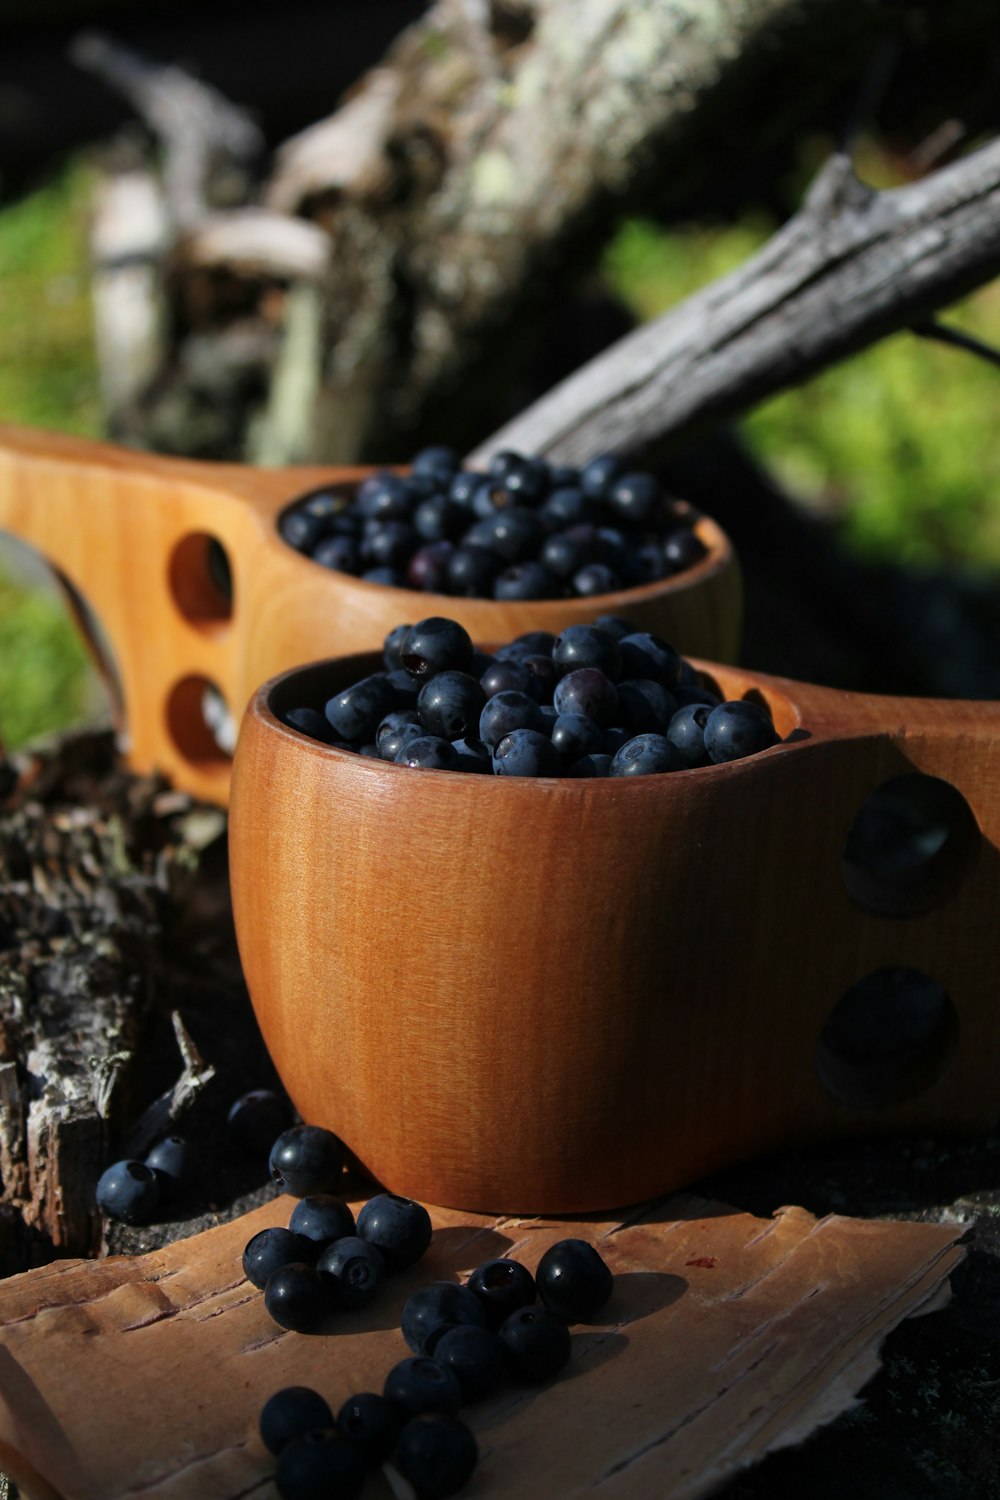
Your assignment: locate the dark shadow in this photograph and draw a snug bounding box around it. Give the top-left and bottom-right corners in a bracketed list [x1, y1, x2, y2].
[595, 1270, 688, 1327]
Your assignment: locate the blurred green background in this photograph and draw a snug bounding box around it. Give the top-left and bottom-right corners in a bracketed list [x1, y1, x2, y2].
[1, 144, 998, 748]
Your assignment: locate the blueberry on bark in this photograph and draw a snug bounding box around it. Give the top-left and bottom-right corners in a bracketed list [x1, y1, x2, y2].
[498, 1305, 572, 1381]
[384, 1357, 463, 1419]
[260, 1387, 335, 1456]
[95, 1160, 160, 1224]
[264, 1262, 329, 1332]
[269, 1125, 344, 1197]
[275, 1428, 366, 1500]
[396, 1412, 479, 1499]
[402, 1282, 486, 1355]
[356, 1192, 432, 1269]
[535, 1238, 614, 1320]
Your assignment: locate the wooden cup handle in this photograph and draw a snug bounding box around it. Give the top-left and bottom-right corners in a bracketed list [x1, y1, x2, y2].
[0, 424, 367, 802]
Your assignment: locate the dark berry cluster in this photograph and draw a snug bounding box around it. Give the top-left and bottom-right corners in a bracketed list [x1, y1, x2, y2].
[278, 446, 709, 600]
[280, 614, 781, 777]
[259, 1234, 614, 1499]
[243, 1124, 434, 1335]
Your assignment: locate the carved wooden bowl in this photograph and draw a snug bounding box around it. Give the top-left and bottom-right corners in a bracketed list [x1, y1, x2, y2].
[230, 650, 1000, 1213]
[0, 425, 741, 802]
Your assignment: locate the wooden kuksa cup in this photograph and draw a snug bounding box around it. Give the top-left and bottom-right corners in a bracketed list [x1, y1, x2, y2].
[231, 651, 1000, 1213]
[0, 425, 741, 803]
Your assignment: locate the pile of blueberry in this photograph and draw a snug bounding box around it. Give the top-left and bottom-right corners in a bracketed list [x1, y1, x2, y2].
[250, 1121, 614, 1499]
[281, 614, 781, 777]
[278, 446, 709, 600]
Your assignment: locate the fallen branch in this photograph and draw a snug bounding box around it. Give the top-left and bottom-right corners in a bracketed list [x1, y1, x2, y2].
[470, 136, 1000, 465]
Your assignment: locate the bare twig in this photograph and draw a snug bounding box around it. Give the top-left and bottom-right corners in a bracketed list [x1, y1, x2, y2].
[120, 1013, 216, 1160]
[471, 135, 1000, 466]
[912, 317, 1000, 371]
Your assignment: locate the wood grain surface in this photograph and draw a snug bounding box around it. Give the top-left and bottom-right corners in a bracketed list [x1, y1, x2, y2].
[0, 426, 741, 803]
[231, 654, 1000, 1212]
[0, 1192, 964, 1500]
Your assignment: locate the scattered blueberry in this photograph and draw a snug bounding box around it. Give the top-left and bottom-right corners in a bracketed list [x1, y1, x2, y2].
[264, 1262, 329, 1332]
[498, 1305, 573, 1382]
[402, 1282, 487, 1356]
[430, 1323, 505, 1402]
[356, 1192, 433, 1270]
[95, 1159, 160, 1224]
[535, 1238, 614, 1320]
[288, 1195, 356, 1253]
[395, 1412, 479, 1499]
[336, 1391, 399, 1465]
[244, 1226, 314, 1289]
[384, 1356, 463, 1418]
[269, 1126, 344, 1197]
[259, 1386, 335, 1456]
[316, 1236, 386, 1310]
[144, 1135, 191, 1196]
[275, 1427, 366, 1500]
[467, 1257, 537, 1329]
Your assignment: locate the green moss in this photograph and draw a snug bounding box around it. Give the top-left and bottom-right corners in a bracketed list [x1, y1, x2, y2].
[0, 158, 102, 435]
[0, 568, 94, 748]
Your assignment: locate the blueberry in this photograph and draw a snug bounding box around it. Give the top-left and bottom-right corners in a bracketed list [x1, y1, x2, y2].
[497, 629, 557, 661]
[487, 449, 524, 483]
[324, 673, 396, 742]
[448, 469, 484, 506]
[467, 1257, 537, 1329]
[361, 565, 403, 586]
[493, 561, 561, 600]
[383, 622, 412, 671]
[580, 452, 622, 498]
[288, 1195, 356, 1253]
[609, 733, 681, 776]
[552, 623, 621, 680]
[384, 1357, 462, 1418]
[402, 1282, 487, 1355]
[282, 706, 341, 744]
[571, 562, 621, 596]
[264, 1262, 329, 1332]
[535, 1237, 614, 1320]
[316, 1235, 386, 1310]
[617, 632, 682, 689]
[608, 470, 661, 524]
[355, 471, 412, 521]
[395, 1413, 478, 1500]
[95, 1159, 160, 1224]
[310, 534, 358, 572]
[593, 614, 638, 641]
[502, 454, 549, 502]
[480, 658, 534, 699]
[300, 489, 346, 523]
[625, 540, 669, 585]
[539, 485, 590, 528]
[704, 700, 779, 762]
[144, 1135, 191, 1196]
[228, 1089, 294, 1155]
[376, 710, 423, 761]
[497, 1305, 572, 1382]
[401, 618, 475, 678]
[395, 735, 461, 771]
[275, 1428, 366, 1500]
[478, 689, 545, 748]
[445, 545, 501, 596]
[540, 530, 594, 580]
[493, 728, 559, 777]
[336, 1392, 399, 1465]
[280, 510, 326, 552]
[450, 737, 492, 773]
[407, 541, 455, 592]
[464, 507, 545, 563]
[552, 667, 619, 727]
[361, 520, 416, 571]
[673, 682, 722, 710]
[384, 668, 420, 708]
[616, 678, 676, 734]
[569, 752, 612, 777]
[603, 725, 632, 754]
[414, 494, 464, 543]
[411, 445, 460, 483]
[664, 526, 708, 571]
[417, 672, 486, 740]
[244, 1226, 314, 1289]
[260, 1386, 335, 1456]
[356, 1192, 432, 1269]
[549, 712, 605, 763]
[269, 1125, 344, 1197]
[667, 703, 712, 768]
[426, 1323, 504, 1403]
[519, 652, 558, 703]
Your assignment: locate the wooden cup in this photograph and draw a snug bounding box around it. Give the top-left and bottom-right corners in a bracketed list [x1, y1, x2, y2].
[231, 652, 1000, 1213]
[0, 425, 741, 802]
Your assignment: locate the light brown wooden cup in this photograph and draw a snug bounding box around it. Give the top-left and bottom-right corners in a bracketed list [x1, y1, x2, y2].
[231, 652, 1000, 1214]
[0, 424, 740, 803]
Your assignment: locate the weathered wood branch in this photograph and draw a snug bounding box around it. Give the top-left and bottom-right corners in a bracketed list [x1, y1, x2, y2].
[470, 137, 1000, 464]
